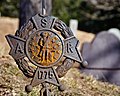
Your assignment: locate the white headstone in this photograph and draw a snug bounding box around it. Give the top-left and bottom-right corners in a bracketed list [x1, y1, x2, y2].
[69, 19, 78, 36]
[108, 28, 120, 41]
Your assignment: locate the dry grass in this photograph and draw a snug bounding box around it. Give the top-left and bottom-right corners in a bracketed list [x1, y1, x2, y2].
[0, 58, 120, 96]
[0, 17, 18, 55]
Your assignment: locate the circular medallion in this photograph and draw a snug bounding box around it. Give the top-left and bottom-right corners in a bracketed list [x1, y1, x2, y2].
[26, 29, 64, 67]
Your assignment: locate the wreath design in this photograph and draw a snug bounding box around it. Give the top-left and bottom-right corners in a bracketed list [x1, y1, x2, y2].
[7, 14, 85, 78]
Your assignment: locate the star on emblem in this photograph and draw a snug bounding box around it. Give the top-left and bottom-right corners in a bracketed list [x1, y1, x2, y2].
[64, 36, 83, 63]
[6, 34, 26, 60]
[5, 14, 88, 95]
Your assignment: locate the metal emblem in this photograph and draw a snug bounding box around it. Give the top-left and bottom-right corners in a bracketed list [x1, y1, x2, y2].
[26, 29, 64, 67]
[5, 0, 88, 95]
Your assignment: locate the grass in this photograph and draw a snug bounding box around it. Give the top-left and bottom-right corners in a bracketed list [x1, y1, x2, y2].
[0, 58, 120, 96]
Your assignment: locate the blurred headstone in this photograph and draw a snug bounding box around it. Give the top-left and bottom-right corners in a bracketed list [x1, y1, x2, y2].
[19, 0, 52, 28]
[81, 31, 120, 86]
[69, 19, 78, 36]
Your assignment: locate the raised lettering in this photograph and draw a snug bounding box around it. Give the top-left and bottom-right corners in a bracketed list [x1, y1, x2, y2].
[15, 43, 24, 54]
[41, 18, 47, 28]
[66, 42, 73, 53]
[48, 71, 53, 79]
[37, 70, 54, 80]
[38, 71, 43, 79]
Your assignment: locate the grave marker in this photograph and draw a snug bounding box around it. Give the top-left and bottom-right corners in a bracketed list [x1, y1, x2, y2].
[81, 32, 120, 85]
[5, 0, 87, 95]
[69, 19, 78, 36]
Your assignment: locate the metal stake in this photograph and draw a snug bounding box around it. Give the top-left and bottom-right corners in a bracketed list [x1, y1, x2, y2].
[42, 0, 46, 15]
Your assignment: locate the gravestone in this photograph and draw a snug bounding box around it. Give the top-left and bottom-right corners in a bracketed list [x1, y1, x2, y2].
[69, 19, 78, 36]
[81, 31, 120, 85]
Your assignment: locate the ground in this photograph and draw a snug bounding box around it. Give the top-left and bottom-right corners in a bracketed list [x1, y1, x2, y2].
[0, 17, 120, 96]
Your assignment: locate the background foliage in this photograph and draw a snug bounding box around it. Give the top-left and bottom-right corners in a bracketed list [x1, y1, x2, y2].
[0, 0, 19, 17]
[52, 0, 120, 33]
[0, 0, 120, 33]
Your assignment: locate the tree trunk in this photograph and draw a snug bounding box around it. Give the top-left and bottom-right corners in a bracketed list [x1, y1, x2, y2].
[19, 0, 52, 28]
